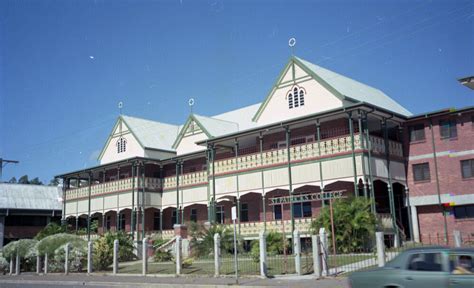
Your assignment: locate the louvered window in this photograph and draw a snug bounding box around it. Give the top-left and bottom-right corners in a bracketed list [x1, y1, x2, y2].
[461, 159, 474, 179]
[287, 86, 306, 109]
[293, 87, 299, 107]
[439, 119, 457, 139]
[413, 163, 430, 181]
[409, 124, 425, 142]
[116, 137, 127, 153]
[299, 89, 305, 106]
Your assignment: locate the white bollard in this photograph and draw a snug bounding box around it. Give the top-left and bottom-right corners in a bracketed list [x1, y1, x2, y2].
[319, 230, 329, 276]
[453, 230, 462, 248]
[9, 258, 13, 275]
[142, 237, 148, 276]
[394, 233, 400, 248]
[293, 230, 302, 276]
[376, 232, 385, 267]
[36, 255, 41, 274]
[87, 241, 93, 274]
[44, 253, 48, 274]
[214, 233, 221, 277]
[259, 230, 267, 278]
[64, 243, 70, 275]
[312, 235, 322, 278]
[113, 239, 119, 275]
[176, 236, 182, 275]
[15, 252, 19, 276]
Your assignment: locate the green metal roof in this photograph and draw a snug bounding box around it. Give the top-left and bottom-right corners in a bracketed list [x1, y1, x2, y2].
[295, 57, 412, 116]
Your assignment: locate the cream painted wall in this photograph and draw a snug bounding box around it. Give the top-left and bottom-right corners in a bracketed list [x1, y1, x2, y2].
[176, 132, 208, 155]
[257, 63, 343, 125]
[144, 149, 176, 160]
[100, 121, 145, 165]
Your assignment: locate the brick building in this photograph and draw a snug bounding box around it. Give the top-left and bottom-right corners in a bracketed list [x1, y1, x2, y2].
[0, 183, 62, 248]
[56, 56, 473, 244]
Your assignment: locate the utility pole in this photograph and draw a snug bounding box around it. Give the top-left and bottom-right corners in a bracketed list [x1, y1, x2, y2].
[0, 159, 19, 182]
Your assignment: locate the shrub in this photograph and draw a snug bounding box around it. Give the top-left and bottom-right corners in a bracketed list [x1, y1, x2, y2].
[0, 257, 8, 274]
[188, 222, 240, 257]
[182, 257, 194, 268]
[92, 231, 135, 271]
[310, 197, 376, 253]
[35, 223, 66, 241]
[153, 238, 173, 262]
[2, 239, 38, 260]
[92, 236, 112, 271]
[53, 240, 87, 272]
[36, 233, 83, 257]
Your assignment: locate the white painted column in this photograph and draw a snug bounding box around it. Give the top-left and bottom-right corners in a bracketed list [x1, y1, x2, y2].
[113, 239, 119, 275]
[259, 230, 267, 278]
[312, 235, 321, 278]
[15, 252, 19, 275]
[36, 255, 41, 274]
[319, 230, 328, 276]
[293, 230, 301, 276]
[214, 233, 221, 277]
[87, 241, 93, 274]
[142, 237, 148, 276]
[411, 205, 420, 243]
[376, 232, 386, 267]
[176, 236, 182, 275]
[453, 230, 462, 248]
[44, 253, 48, 274]
[9, 258, 13, 275]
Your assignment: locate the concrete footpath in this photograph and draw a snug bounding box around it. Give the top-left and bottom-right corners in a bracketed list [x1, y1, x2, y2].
[0, 273, 349, 288]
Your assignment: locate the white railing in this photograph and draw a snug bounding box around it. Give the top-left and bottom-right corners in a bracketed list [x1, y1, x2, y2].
[65, 177, 161, 200]
[162, 171, 207, 190]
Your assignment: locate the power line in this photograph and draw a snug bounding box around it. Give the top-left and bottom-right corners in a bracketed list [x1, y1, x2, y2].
[0, 158, 19, 182]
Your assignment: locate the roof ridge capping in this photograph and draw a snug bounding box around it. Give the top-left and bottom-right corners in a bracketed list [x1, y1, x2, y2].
[293, 56, 412, 116]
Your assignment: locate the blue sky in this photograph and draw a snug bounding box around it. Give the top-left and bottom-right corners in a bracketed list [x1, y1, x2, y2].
[0, 0, 473, 183]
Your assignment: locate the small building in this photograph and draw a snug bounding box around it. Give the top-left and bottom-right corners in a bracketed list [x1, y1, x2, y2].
[0, 183, 62, 248]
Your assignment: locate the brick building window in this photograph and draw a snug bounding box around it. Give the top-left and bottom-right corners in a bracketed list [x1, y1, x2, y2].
[190, 208, 197, 222]
[453, 205, 474, 219]
[439, 119, 457, 139]
[293, 202, 312, 218]
[461, 159, 474, 179]
[216, 206, 225, 224]
[240, 203, 249, 222]
[106, 215, 111, 231]
[171, 209, 177, 226]
[153, 212, 160, 230]
[409, 124, 425, 142]
[413, 163, 430, 181]
[119, 213, 126, 230]
[273, 205, 282, 220]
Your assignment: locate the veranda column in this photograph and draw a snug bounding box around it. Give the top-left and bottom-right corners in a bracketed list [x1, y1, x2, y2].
[316, 121, 325, 207]
[259, 133, 266, 231]
[175, 160, 180, 225]
[180, 163, 184, 225]
[234, 138, 241, 235]
[211, 146, 216, 223]
[357, 111, 368, 198]
[76, 177, 79, 231]
[116, 166, 121, 230]
[159, 210, 163, 235]
[411, 205, 420, 242]
[363, 113, 376, 213]
[141, 163, 146, 240]
[131, 162, 136, 240]
[285, 126, 295, 246]
[348, 112, 358, 195]
[61, 177, 67, 226]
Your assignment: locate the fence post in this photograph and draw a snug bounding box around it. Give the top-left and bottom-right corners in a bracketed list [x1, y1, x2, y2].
[319, 229, 328, 276]
[214, 233, 221, 277]
[376, 232, 385, 267]
[142, 237, 148, 276]
[294, 230, 302, 276]
[113, 239, 119, 275]
[44, 253, 48, 274]
[64, 243, 70, 275]
[9, 258, 13, 275]
[259, 230, 267, 278]
[394, 233, 400, 248]
[176, 236, 182, 275]
[87, 241, 93, 274]
[312, 235, 321, 278]
[15, 252, 19, 275]
[453, 230, 462, 248]
[36, 255, 41, 274]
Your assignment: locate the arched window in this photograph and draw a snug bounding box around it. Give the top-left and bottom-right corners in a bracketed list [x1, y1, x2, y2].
[116, 137, 127, 153]
[287, 86, 306, 109]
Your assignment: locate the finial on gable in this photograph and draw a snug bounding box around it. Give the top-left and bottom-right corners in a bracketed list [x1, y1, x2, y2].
[288, 37, 296, 56]
[118, 101, 124, 115]
[188, 98, 195, 114]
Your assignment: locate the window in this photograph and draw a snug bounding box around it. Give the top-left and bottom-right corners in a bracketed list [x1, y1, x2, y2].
[454, 205, 474, 219]
[450, 254, 474, 274]
[153, 212, 160, 230]
[413, 163, 430, 181]
[216, 206, 225, 224]
[461, 159, 474, 179]
[106, 215, 111, 231]
[240, 203, 249, 222]
[274, 205, 282, 220]
[408, 253, 443, 272]
[190, 208, 197, 222]
[409, 124, 425, 142]
[439, 119, 457, 139]
[293, 202, 312, 218]
[287, 86, 306, 109]
[119, 213, 126, 230]
[171, 209, 177, 226]
[116, 137, 127, 153]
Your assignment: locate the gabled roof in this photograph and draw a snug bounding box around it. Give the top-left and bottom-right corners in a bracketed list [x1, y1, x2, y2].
[121, 115, 179, 151]
[294, 57, 412, 116]
[193, 114, 239, 136]
[212, 103, 261, 131]
[0, 183, 62, 211]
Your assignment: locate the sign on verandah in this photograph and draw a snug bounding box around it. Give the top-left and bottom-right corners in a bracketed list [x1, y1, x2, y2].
[268, 190, 346, 206]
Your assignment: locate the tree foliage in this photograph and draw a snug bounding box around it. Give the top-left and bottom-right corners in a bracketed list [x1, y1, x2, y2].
[188, 222, 239, 257]
[310, 197, 376, 253]
[2, 239, 38, 260]
[250, 231, 288, 262]
[35, 233, 84, 257]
